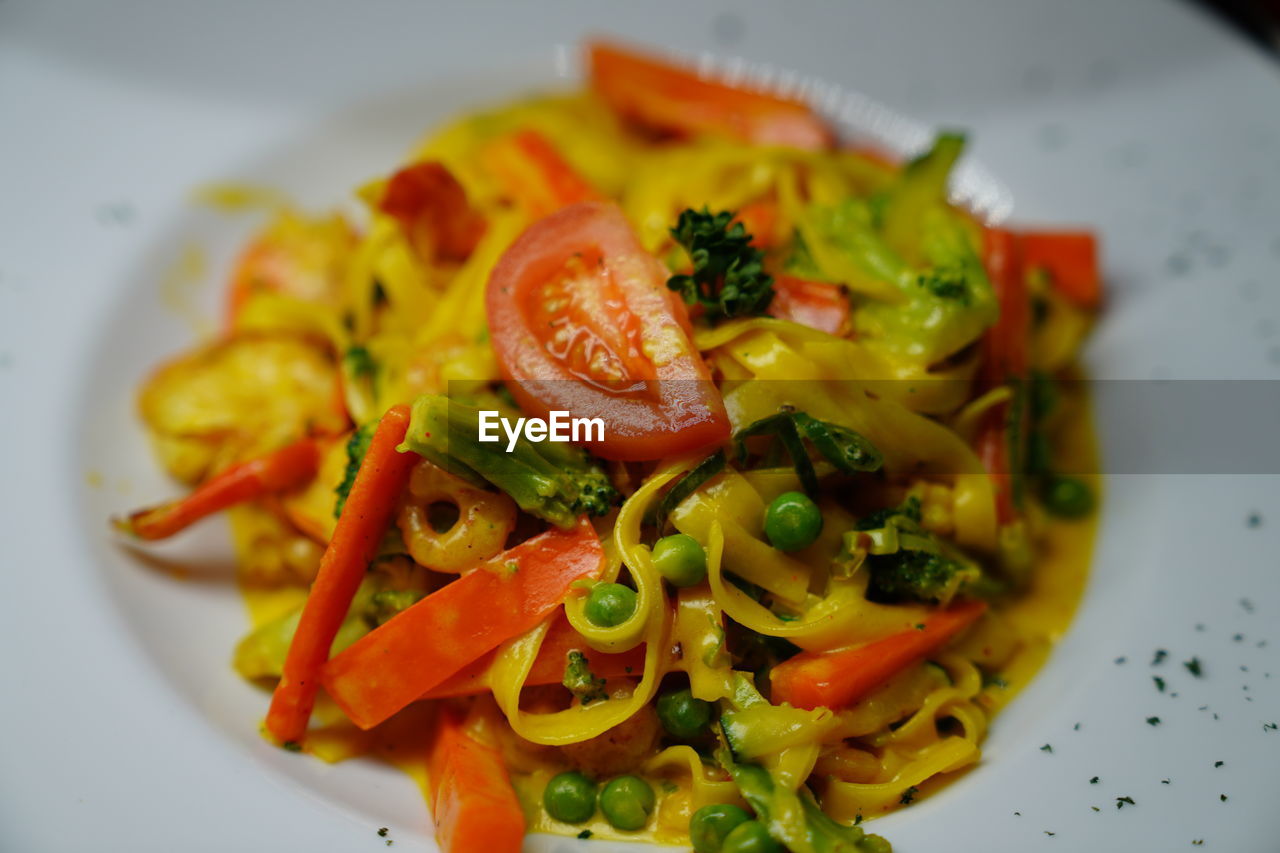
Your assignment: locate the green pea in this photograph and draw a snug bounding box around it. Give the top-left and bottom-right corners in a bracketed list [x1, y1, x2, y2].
[721, 820, 782, 853]
[585, 582, 637, 628]
[689, 804, 752, 853]
[656, 688, 714, 740]
[599, 775, 656, 831]
[1041, 475, 1094, 519]
[651, 533, 707, 588]
[542, 771, 596, 824]
[763, 491, 823, 551]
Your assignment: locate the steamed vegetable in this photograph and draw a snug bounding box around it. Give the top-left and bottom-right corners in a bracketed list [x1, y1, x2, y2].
[321, 518, 605, 729]
[400, 394, 618, 529]
[769, 601, 986, 711]
[114, 437, 319, 540]
[265, 405, 418, 746]
[427, 706, 526, 853]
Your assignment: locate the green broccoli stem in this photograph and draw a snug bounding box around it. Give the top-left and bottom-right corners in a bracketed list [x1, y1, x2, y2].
[399, 394, 618, 529]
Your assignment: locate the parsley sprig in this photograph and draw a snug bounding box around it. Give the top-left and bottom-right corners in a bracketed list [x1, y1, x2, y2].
[667, 208, 774, 321]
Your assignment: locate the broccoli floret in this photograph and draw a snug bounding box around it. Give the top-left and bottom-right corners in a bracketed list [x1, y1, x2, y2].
[334, 420, 378, 518]
[867, 550, 966, 604]
[399, 394, 619, 529]
[848, 497, 979, 605]
[562, 650, 608, 705]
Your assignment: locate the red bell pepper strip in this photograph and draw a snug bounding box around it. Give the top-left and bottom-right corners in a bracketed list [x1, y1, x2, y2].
[380, 162, 485, 263]
[114, 437, 320, 541]
[420, 613, 646, 700]
[1019, 230, 1101, 310]
[427, 706, 526, 853]
[322, 517, 605, 730]
[264, 405, 417, 745]
[977, 227, 1029, 524]
[588, 40, 835, 150]
[767, 274, 850, 336]
[769, 601, 987, 711]
[485, 129, 603, 217]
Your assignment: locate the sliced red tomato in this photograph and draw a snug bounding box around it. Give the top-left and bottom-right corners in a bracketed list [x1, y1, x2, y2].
[767, 275, 850, 336]
[379, 161, 485, 263]
[486, 201, 730, 461]
[588, 41, 834, 151]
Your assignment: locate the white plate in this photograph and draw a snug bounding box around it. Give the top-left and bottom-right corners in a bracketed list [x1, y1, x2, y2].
[3, 1, 1280, 851]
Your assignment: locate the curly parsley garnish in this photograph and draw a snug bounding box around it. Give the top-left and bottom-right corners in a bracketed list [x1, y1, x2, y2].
[667, 208, 773, 321]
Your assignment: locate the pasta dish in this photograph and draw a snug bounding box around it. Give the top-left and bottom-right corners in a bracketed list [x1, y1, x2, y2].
[116, 40, 1102, 853]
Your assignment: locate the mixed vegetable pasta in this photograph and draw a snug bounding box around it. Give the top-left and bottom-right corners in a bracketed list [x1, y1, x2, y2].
[117, 40, 1102, 853]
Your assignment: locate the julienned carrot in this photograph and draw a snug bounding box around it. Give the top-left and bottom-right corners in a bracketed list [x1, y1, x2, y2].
[485, 129, 603, 216]
[421, 613, 647, 700]
[322, 517, 605, 730]
[770, 601, 987, 711]
[588, 40, 834, 151]
[767, 274, 850, 336]
[265, 405, 417, 746]
[1019, 230, 1101, 310]
[427, 706, 526, 853]
[380, 161, 485, 263]
[978, 227, 1029, 525]
[114, 437, 319, 541]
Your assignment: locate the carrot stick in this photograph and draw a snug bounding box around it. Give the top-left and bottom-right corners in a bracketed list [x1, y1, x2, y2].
[770, 601, 987, 711]
[1019, 230, 1101, 309]
[427, 706, 526, 853]
[588, 40, 834, 150]
[264, 405, 416, 746]
[978, 227, 1029, 525]
[322, 517, 605, 730]
[420, 613, 646, 700]
[114, 438, 319, 541]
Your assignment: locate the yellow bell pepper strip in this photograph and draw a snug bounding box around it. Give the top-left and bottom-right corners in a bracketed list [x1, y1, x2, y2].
[264, 405, 417, 746]
[321, 517, 605, 730]
[113, 437, 319, 541]
[427, 706, 526, 853]
[769, 601, 986, 711]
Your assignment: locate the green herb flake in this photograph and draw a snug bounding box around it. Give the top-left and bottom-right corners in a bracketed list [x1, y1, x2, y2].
[899, 785, 919, 805]
[562, 650, 607, 705]
[1116, 796, 1135, 809]
[1040, 744, 1054, 753]
[1152, 649, 1168, 666]
[1090, 776, 1100, 784]
[1147, 716, 1162, 726]
[1184, 657, 1204, 677]
[1154, 676, 1166, 693]
[577, 830, 593, 840]
[1214, 760, 1224, 768]
[282, 740, 302, 753]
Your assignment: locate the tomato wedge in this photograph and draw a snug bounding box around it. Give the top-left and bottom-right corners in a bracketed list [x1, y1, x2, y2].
[588, 40, 834, 151]
[486, 202, 730, 461]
